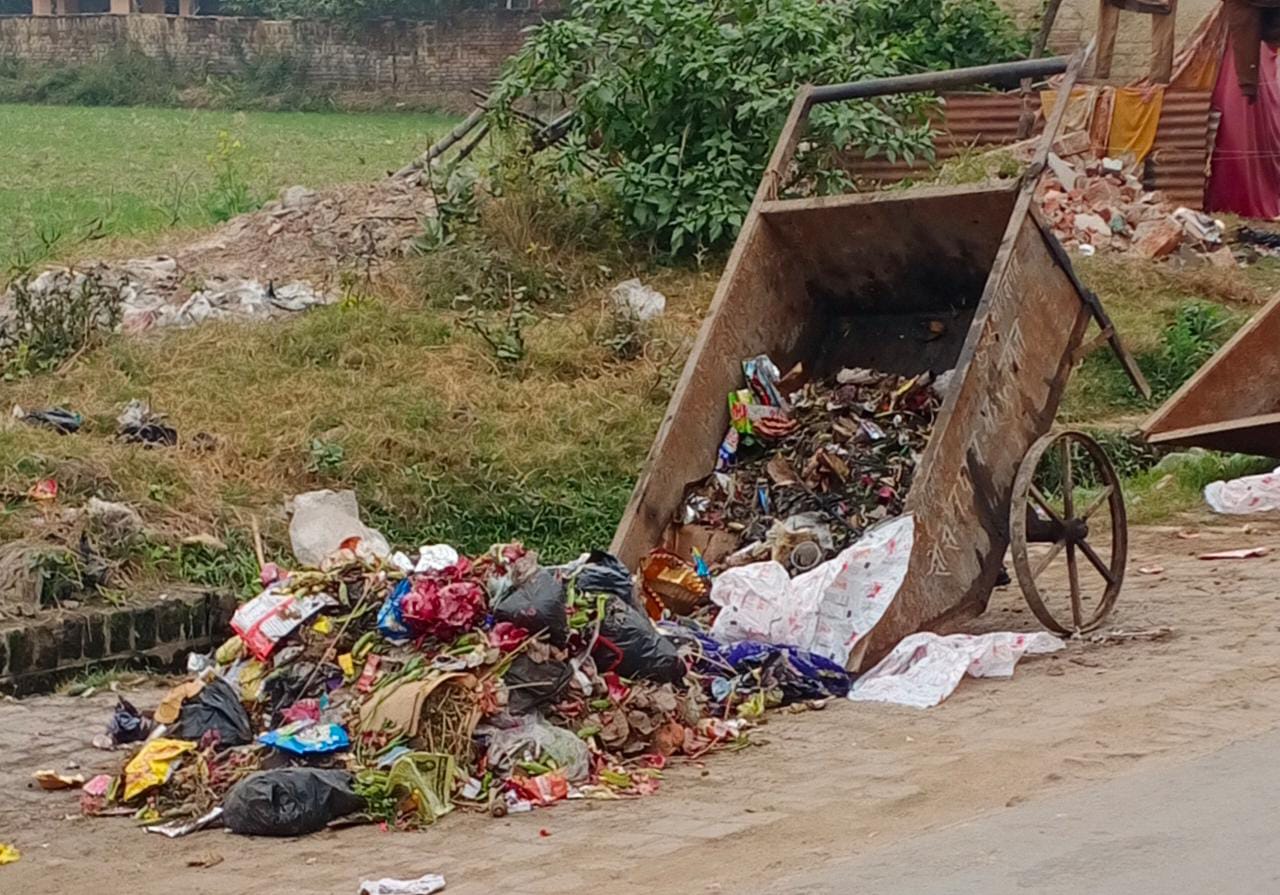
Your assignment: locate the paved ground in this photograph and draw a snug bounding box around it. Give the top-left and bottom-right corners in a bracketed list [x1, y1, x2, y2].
[777, 726, 1280, 894]
[2, 523, 1279, 894]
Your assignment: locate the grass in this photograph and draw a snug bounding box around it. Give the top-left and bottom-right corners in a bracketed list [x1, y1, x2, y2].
[0, 103, 456, 271]
[1060, 254, 1276, 422]
[5, 110, 1280, 592]
[57, 662, 151, 696]
[0, 250, 716, 564]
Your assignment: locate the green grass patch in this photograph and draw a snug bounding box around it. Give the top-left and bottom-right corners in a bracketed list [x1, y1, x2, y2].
[1124, 450, 1276, 525]
[0, 103, 456, 271]
[1061, 255, 1273, 422]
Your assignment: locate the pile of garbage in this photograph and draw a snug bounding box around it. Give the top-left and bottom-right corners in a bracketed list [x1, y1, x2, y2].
[1036, 152, 1231, 264]
[679, 357, 943, 574]
[73, 489, 858, 838]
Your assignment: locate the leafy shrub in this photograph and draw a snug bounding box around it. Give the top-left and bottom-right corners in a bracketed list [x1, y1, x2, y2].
[1, 269, 123, 379]
[202, 130, 264, 223]
[492, 0, 1029, 256]
[1146, 302, 1229, 400]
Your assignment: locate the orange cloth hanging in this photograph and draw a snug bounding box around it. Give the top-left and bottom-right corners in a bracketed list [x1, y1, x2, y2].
[1107, 86, 1166, 161]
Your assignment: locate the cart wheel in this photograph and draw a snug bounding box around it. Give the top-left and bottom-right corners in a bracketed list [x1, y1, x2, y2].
[1009, 430, 1127, 635]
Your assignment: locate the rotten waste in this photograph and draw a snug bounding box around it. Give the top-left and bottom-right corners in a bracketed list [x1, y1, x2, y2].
[679, 357, 943, 574]
[71, 528, 852, 836]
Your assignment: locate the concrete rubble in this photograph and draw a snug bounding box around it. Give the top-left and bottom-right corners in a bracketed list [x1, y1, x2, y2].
[0, 180, 436, 341]
[1034, 146, 1231, 265]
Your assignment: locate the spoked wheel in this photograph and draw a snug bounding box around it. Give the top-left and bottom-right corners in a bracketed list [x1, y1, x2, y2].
[1009, 430, 1127, 635]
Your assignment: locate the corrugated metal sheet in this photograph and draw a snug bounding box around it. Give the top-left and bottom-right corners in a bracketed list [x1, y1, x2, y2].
[848, 92, 1029, 182]
[848, 88, 1213, 209]
[1145, 90, 1213, 208]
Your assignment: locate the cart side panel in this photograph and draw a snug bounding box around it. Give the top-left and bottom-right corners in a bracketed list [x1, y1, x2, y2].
[611, 185, 1018, 568]
[611, 217, 814, 568]
[858, 215, 1092, 666]
[1143, 291, 1280, 454]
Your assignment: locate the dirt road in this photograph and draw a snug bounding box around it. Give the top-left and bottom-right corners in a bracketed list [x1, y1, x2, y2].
[2, 524, 1279, 895]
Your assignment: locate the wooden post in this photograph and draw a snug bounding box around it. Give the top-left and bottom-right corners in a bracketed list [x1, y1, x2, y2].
[32, 0, 55, 14]
[110, 0, 132, 13]
[1150, 0, 1179, 83]
[1095, 0, 1122, 79]
[178, 0, 198, 14]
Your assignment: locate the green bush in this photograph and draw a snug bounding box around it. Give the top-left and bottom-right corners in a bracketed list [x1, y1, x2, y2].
[491, 0, 1029, 256]
[0, 49, 179, 107]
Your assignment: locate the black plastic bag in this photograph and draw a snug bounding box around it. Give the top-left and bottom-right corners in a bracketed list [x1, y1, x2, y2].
[174, 679, 253, 748]
[223, 768, 364, 837]
[503, 654, 573, 715]
[575, 551, 638, 607]
[593, 597, 684, 684]
[21, 407, 82, 435]
[491, 569, 569, 646]
[107, 697, 153, 745]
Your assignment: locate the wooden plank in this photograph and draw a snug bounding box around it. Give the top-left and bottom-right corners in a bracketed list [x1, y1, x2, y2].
[1096, 0, 1122, 79]
[1144, 291, 1280, 452]
[1147, 412, 1280, 446]
[1151, 0, 1179, 82]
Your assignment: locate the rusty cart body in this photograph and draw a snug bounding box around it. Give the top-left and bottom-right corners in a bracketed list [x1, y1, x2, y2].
[610, 53, 1149, 668]
[1143, 291, 1280, 456]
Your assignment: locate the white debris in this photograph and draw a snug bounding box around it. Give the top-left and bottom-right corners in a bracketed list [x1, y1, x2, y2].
[609, 278, 666, 321]
[288, 489, 391, 567]
[1204, 466, 1280, 515]
[849, 631, 1065, 709]
[710, 514, 914, 667]
[358, 873, 447, 895]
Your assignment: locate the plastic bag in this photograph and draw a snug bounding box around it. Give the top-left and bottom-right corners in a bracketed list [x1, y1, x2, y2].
[123, 738, 195, 802]
[573, 551, 638, 608]
[491, 569, 569, 645]
[173, 678, 252, 748]
[610, 279, 666, 321]
[594, 596, 684, 684]
[1204, 466, 1280, 514]
[848, 631, 1064, 709]
[223, 768, 364, 836]
[359, 873, 447, 895]
[377, 578, 413, 644]
[484, 714, 590, 783]
[258, 721, 351, 755]
[231, 583, 335, 661]
[710, 514, 914, 667]
[288, 489, 391, 566]
[105, 697, 154, 746]
[386, 752, 455, 824]
[503, 655, 573, 716]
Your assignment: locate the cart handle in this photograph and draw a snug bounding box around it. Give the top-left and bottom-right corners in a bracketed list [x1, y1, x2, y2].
[807, 57, 1070, 106]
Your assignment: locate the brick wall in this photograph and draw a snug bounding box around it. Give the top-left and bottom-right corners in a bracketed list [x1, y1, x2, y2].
[0, 590, 235, 696]
[0, 10, 551, 109]
[998, 0, 1218, 82]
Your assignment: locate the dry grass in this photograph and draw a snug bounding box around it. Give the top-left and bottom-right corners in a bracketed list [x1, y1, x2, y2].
[1, 255, 717, 564]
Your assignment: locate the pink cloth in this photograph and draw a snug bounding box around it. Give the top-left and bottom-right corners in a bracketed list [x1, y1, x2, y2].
[1206, 38, 1280, 219]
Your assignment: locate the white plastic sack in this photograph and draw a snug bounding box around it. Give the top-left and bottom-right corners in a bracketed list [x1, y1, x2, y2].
[1204, 466, 1280, 515]
[849, 631, 1064, 709]
[609, 278, 666, 321]
[288, 489, 391, 567]
[358, 873, 446, 895]
[710, 514, 914, 666]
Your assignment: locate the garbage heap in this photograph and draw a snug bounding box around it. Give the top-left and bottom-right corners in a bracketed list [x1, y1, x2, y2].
[677, 357, 942, 575]
[1035, 153, 1231, 264]
[80, 537, 851, 837]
